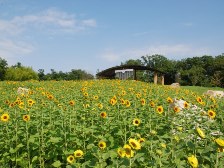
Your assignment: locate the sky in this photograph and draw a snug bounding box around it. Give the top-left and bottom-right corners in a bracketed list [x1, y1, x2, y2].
[0, 0, 224, 75]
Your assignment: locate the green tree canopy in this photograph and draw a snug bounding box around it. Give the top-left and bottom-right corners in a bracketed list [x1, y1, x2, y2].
[0, 57, 8, 80]
[5, 64, 38, 81]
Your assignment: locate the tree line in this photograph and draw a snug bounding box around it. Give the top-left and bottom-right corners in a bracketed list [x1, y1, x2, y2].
[121, 54, 224, 87]
[0, 58, 94, 81]
[0, 54, 223, 87]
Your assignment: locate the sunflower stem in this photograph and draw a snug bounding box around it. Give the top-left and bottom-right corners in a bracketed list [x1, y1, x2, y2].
[129, 158, 132, 167]
[215, 152, 219, 168]
[26, 121, 31, 167]
[14, 109, 18, 167]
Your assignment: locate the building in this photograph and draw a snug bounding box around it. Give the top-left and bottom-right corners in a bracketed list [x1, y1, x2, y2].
[96, 65, 166, 85]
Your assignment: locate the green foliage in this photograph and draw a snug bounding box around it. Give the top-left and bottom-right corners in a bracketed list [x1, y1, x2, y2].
[0, 57, 8, 80]
[38, 69, 94, 80]
[5, 65, 38, 81]
[122, 54, 224, 87]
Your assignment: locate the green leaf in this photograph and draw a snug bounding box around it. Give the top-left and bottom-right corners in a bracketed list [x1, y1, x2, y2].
[116, 130, 123, 136]
[49, 137, 62, 143]
[9, 147, 16, 154]
[32, 156, 38, 163]
[87, 143, 95, 149]
[29, 136, 36, 143]
[16, 143, 24, 149]
[52, 160, 62, 167]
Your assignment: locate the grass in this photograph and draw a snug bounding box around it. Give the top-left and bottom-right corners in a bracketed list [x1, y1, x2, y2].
[180, 86, 224, 95]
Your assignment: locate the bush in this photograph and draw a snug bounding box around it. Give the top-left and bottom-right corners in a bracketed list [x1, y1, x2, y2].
[5, 66, 39, 81]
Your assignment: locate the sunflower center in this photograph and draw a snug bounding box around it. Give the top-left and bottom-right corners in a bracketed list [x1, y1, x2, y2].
[131, 142, 137, 148]
[209, 112, 214, 116]
[125, 148, 131, 155]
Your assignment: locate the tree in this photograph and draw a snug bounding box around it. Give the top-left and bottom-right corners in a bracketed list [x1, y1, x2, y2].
[121, 59, 143, 66]
[181, 66, 205, 86]
[211, 71, 223, 87]
[38, 69, 45, 80]
[141, 54, 176, 84]
[0, 57, 8, 80]
[5, 65, 39, 81]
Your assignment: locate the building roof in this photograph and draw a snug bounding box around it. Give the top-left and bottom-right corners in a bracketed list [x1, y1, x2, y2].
[96, 65, 165, 78]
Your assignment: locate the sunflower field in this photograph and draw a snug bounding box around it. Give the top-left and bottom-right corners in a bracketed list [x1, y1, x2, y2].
[0, 80, 224, 168]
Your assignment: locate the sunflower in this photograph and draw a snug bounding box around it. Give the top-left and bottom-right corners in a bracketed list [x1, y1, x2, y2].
[23, 115, 30, 122]
[123, 144, 134, 158]
[69, 100, 75, 106]
[98, 141, 106, 149]
[138, 138, 145, 143]
[156, 106, 164, 114]
[83, 104, 90, 108]
[196, 127, 205, 139]
[100, 112, 107, 118]
[5, 100, 10, 105]
[117, 148, 126, 158]
[133, 118, 141, 126]
[27, 99, 35, 105]
[83, 92, 88, 97]
[98, 103, 103, 109]
[121, 90, 126, 96]
[215, 138, 224, 147]
[93, 96, 99, 100]
[208, 110, 216, 119]
[136, 93, 141, 98]
[120, 98, 126, 105]
[217, 147, 224, 152]
[67, 155, 75, 164]
[129, 138, 141, 150]
[1, 113, 9, 122]
[125, 100, 131, 107]
[184, 101, 189, 108]
[173, 106, 180, 113]
[9, 103, 15, 108]
[140, 98, 146, 106]
[110, 98, 117, 106]
[74, 150, 84, 158]
[196, 97, 203, 103]
[57, 104, 63, 108]
[149, 101, 155, 107]
[47, 94, 54, 100]
[187, 155, 198, 168]
[166, 97, 173, 103]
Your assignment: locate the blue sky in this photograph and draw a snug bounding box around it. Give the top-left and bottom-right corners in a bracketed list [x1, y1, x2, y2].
[0, 0, 223, 75]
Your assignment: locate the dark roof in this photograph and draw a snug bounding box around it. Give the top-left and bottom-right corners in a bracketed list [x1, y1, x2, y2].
[96, 65, 165, 78]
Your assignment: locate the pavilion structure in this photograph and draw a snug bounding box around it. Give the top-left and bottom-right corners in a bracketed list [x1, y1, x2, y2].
[96, 65, 166, 85]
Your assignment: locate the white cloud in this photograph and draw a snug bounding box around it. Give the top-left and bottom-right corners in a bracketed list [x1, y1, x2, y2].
[0, 39, 34, 59]
[101, 44, 212, 63]
[0, 8, 97, 35]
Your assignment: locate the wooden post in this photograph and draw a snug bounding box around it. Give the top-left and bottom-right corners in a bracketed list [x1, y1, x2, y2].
[154, 72, 157, 84]
[161, 75, 164, 85]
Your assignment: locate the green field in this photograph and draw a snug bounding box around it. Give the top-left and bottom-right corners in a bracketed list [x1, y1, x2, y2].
[0, 80, 223, 167]
[181, 86, 224, 95]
